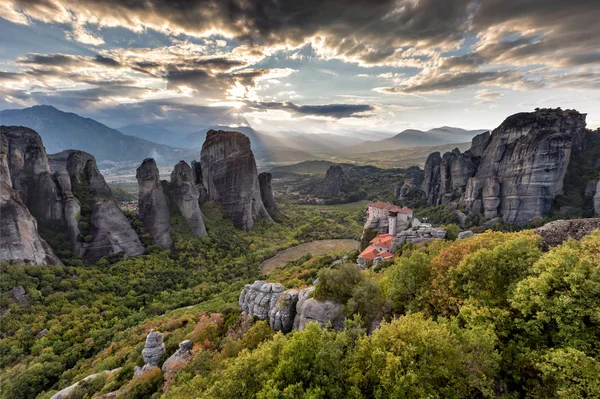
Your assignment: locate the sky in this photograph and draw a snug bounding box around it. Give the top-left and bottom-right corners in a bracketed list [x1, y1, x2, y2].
[0, 0, 599, 138]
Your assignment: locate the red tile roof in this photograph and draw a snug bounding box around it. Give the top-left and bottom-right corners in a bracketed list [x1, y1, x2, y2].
[379, 252, 394, 259]
[368, 202, 413, 215]
[369, 201, 392, 209]
[359, 246, 379, 261]
[397, 206, 413, 214]
[370, 234, 394, 249]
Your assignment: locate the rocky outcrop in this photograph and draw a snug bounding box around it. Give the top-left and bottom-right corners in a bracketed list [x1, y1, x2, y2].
[396, 179, 418, 201]
[201, 130, 272, 230]
[135, 329, 165, 376]
[49, 368, 122, 399]
[170, 161, 207, 238]
[258, 172, 281, 219]
[317, 165, 347, 198]
[0, 132, 62, 266]
[269, 289, 299, 333]
[421, 152, 442, 206]
[293, 288, 345, 331]
[137, 158, 173, 248]
[595, 179, 600, 216]
[534, 218, 600, 249]
[162, 340, 193, 373]
[59, 151, 144, 264]
[52, 168, 82, 255]
[422, 109, 588, 224]
[2, 126, 63, 222]
[239, 282, 345, 333]
[457, 230, 474, 239]
[191, 160, 209, 202]
[392, 227, 446, 248]
[239, 281, 285, 321]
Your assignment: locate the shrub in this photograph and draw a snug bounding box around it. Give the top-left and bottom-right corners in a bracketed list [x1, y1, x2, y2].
[313, 264, 363, 303]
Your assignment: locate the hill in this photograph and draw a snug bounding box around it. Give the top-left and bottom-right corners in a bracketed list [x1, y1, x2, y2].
[0, 105, 195, 163]
[346, 126, 488, 153]
[118, 124, 187, 146]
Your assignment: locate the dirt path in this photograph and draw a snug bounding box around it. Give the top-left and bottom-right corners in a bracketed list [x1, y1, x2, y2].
[260, 239, 360, 274]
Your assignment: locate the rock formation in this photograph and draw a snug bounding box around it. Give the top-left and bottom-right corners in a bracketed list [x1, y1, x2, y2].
[162, 340, 193, 373]
[200, 130, 272, 230]
[135, 329, 165, 376]
[595, 179, 600, 216]
[49, 368, 122, 399]
[392, 227, 447, 248]
[170, 161, 207, 238]
[422, 109, 588, 224]
[421, 152, 442, 206]
[137, 158, 173, 248]
[0, 131, 62, 266]
[2, 126, 63, 222]
[52, 150, 144, 264]
[239, 282, 345, 333]
[258, 172, 281, 219]
[293, 287, 345, 331]
[534, 218, 600, 249]
[316, 165, 347, 198]
[190, 160, 209, 202]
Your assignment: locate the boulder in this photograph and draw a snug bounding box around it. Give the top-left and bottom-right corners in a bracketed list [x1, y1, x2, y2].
[162, 340, 193, 374]
[49, 368, 121, 399]
[36, 328, 49, 338]
[457, 230, 474, 239]
[534, 218, 600, 249]
[137, 158, 173, 248]
[170, 161, 207, 238]
[201, 130, 272, 230]
[239, 281, 285, 321]
[269, 289, 299, 333]
[293, 288, 344, 331]
[142, 329, 165, 366]
[258, 172, 281, 219]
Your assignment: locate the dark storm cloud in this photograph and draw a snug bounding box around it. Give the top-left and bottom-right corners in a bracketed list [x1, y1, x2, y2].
[248, 101, 374, 118]
[17, 53, 79, 66]
[94, 55, 120, 67]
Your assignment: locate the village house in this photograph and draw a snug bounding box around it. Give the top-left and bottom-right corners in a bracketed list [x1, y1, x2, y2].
[358, 233, 395, 266]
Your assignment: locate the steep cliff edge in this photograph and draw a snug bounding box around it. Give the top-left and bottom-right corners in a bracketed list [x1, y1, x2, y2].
[137, 158, 173, 248]
[2, 126, 63, 223]
[51, 150, 145, 264]
[258, 172, 282, 219]
[0, 131, 62, 265]
[200, 130, 272, 230]
[422, 109, 588, 224]
[170, 160, 207, 238]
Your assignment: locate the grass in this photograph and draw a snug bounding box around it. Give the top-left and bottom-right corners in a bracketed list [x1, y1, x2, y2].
[299, 200, 369, 213]
[260, 239, 360, 274]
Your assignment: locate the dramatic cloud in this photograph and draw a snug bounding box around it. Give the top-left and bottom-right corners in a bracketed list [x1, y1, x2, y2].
[247, 102, 374, 119]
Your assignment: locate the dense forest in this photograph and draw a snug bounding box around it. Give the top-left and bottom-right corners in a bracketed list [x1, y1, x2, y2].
[2, 197, 599, 398]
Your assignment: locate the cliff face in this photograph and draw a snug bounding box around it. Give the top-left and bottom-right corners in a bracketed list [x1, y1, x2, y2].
[422, 109, 587, 224]
[0, 131, 62, 266]
[200, 130, 272, 230]
[51, 149, 145, 264]
[258, 172, 281, 219]
[2, 126, 63, 223]
[170, 160, 207, 238]
[136, 158, 173, 248]
[317, 165, 347, 198]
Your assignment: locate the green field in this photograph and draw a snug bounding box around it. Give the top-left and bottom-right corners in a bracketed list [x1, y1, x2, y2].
[299, 200, 369, 213]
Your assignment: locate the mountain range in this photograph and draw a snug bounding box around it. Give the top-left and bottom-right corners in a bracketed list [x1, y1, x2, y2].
[345, 127, 489, 153]
[0, 105, 487, 165]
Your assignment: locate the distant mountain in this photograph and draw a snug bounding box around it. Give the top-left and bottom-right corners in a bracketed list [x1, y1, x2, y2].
[118, 124, 187, 146]
[346, 126, 488, 153]
[0, 105, 195, 163]
[276, 132, 365, 153]
[269, 160, 354, 176]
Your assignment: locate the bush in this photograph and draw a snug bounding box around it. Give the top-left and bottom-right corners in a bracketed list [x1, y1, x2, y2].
[313, 264, 363, 303]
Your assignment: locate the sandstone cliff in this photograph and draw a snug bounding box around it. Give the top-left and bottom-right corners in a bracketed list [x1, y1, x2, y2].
[0, 132, 62, 266]
[170, 160, 207, 238]
[422, 109, 587, 224]
[258, 172, 281, 219]
[201, 130, 272, 230]
[317, 165, 347, 198]
[137, 158, 173, 248]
